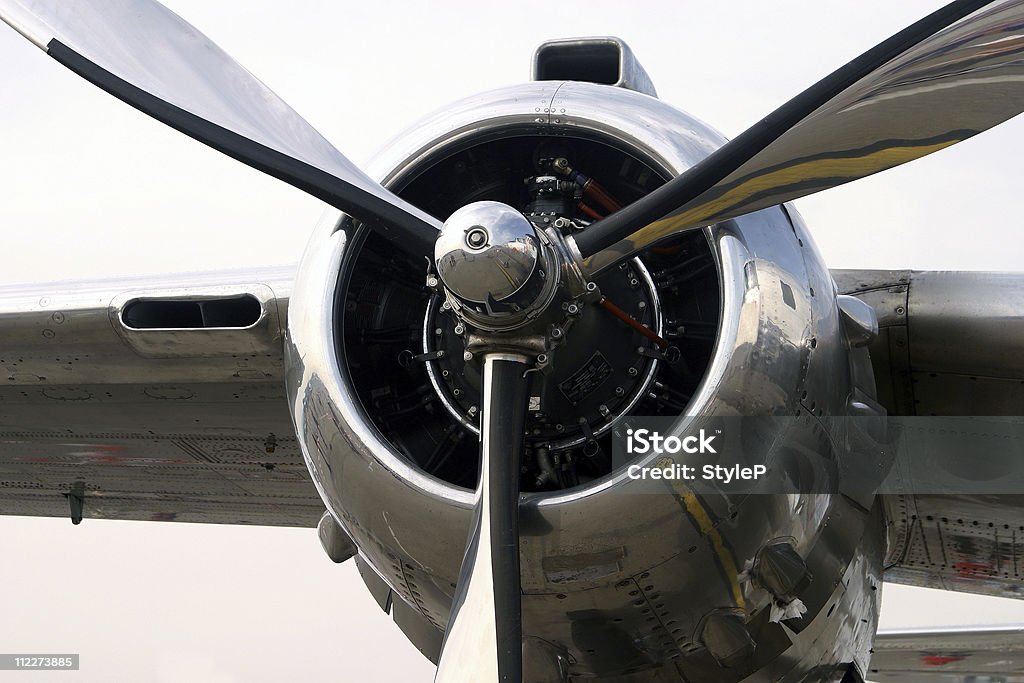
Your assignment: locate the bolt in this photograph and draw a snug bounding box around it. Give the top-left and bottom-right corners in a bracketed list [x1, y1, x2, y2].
[567, 303, 580, 315]
[453, 388, 461, 397]
[441, 301, 451, 311]
[454, 323, 465, 335]
[599, 404, 610, 417]
[426, 275, 439, 288]
[638, 301, 646, 310]
[465, 226, 489, 249]
[555, 423, 564, 432]
[615, 386, 625, 396]
[536, 353, 548, 364]
[628, 367, 639, 377]
[463, 351, 473, 361]
[586, 282, 598, 292]
[435, 327, 443, 336]
[550, 327, 564, 339]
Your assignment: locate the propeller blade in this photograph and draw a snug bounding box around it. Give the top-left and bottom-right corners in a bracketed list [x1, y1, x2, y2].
[436, 353, 529, 683]
[0, 0, 439, 256]
[574, 0, 1024, 276]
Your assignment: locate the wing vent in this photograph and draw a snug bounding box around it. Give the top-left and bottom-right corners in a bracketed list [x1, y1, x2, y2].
[121, 294, 262, 330]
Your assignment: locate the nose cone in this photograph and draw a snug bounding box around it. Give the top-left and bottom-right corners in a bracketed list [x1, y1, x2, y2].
[434, 201, 540, 305]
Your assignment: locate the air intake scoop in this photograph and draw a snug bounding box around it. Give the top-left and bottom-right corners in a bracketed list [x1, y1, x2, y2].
[532, 37, 658, 98]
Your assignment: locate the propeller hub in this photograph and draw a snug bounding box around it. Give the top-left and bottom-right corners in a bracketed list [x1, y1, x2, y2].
[434, 201, 557, 331]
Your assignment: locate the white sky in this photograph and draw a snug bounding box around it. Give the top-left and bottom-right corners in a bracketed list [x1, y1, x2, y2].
[0, 1, 1022, 681]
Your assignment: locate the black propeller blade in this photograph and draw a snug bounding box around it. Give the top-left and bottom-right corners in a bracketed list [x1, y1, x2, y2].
[0, 0, 439, 257]
[574, 0, 1024, 277]
[435, 354, 529, 683]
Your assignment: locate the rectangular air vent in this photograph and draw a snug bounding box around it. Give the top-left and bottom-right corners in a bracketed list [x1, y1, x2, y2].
[120, 294, 262, 330]
[532, 37, 657, 97]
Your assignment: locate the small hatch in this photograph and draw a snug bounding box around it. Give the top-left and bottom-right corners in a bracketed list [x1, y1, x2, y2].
[121, 294, 262, 330]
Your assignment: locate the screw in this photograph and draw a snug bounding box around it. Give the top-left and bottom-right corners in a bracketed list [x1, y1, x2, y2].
[567, 303, 580, 315]
[628, 367, 639, 377]
[598, 404, 610, 417]
[463, 351, 473, 361]
[615, 386, 624, 396]
[426, 275, 439, 288]
[454, 323, 465, 335]
[638, 301, 647, 310]
[550, 327, 564, 339]
[586, 282, 598, 292]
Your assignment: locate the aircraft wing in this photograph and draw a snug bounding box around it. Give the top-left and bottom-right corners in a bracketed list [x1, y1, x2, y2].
[868, 626, 1024, 682]
[832, 270, 1023, 418]
[0, 265, 323, 527]
[835, 270, 1024, 601]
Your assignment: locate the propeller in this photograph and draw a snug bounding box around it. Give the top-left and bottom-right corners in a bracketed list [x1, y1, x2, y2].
[0, 0, 439, 257]
[435, 353, 530, 683]
[574, 0, 1024, 276]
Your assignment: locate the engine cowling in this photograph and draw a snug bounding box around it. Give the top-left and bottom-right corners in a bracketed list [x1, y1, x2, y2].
[285, 80, 881, 679]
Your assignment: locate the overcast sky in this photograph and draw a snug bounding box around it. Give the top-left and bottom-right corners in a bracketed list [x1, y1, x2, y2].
[1, 1, 1022, 681]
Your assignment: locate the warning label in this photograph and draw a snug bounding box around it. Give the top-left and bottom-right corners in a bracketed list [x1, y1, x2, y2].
[559, 352, 613, 404]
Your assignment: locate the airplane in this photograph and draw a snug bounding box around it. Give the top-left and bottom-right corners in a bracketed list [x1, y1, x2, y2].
[2, 1, 1024, 683]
